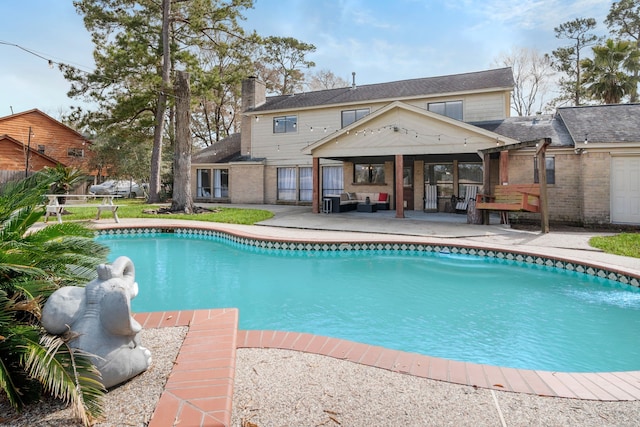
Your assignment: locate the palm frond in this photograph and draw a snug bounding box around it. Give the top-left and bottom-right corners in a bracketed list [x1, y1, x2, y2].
[0, 171, 57, 222]
[0, 290, 25, 410]
[0, 318, 42, 410]
[25, 222, 97, 242]
[22, 333, 105, 426]
[0, 206, 42, 241]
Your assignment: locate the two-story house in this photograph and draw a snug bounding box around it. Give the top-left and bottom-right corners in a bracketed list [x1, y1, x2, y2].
[0, 109, 94, 183]
[192, 68, 640, 226]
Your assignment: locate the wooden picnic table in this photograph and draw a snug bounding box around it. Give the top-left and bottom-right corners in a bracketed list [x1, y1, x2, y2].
[44, 194, 121, 223]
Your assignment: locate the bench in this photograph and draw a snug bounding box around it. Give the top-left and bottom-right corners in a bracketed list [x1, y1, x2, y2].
[44, 194, 121, 224]
[476, 184, 540, 213]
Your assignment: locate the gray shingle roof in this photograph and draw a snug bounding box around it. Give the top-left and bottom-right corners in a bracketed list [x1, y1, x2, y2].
[250, 67, 514, 113]
[191, 133, 241, 163]
[557, 104, 640, 143]
[473, 115, 574, 146]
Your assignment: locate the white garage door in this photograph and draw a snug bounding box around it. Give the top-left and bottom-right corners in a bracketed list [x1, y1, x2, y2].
[611, 156, 640, 224]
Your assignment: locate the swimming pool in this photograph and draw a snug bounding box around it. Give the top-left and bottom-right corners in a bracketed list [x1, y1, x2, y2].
[98, 231, 640, 373]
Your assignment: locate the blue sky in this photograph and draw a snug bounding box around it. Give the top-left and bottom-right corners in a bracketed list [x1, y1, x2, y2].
[0, 0, 612, 117]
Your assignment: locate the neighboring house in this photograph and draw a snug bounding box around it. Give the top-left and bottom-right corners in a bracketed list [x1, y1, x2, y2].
[192, 68, 640, 226]
[0, 109, 94, 183]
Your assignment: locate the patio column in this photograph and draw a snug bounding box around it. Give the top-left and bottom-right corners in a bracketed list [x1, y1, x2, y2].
[395, 154, 404, 218]
[312, 157, 320, 214]
[536, 138, 551, 233]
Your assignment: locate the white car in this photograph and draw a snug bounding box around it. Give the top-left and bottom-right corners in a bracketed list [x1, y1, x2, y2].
[89, 180, 147, 198]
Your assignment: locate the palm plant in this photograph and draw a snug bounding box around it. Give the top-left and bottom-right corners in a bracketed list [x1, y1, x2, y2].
[581, 39, 640, 104]
[47, 164, 87, 204]
[0, 170, 109, 425]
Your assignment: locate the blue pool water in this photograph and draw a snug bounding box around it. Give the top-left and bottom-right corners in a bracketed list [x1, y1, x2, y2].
[98, 233, 640, 373]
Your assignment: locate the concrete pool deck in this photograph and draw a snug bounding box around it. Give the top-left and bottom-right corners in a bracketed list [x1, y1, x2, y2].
[89, 206, 640, 426]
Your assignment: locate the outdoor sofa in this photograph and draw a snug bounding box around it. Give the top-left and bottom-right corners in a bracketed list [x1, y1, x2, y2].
[326, 192, 390, 213]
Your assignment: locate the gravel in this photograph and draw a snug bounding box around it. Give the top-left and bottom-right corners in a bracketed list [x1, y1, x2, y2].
[0, 327, 187, 427]
[232, 348, 640, 427]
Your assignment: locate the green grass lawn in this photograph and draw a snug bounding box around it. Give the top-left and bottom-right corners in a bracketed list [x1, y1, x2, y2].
[590, 233, 640, 259]
[46, 199, 274, 225]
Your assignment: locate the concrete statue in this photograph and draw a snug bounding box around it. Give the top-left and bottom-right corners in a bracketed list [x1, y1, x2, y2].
[42, 256, 152, 388]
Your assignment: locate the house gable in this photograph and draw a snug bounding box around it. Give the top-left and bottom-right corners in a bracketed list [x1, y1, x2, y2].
[302, 102, 519, 159]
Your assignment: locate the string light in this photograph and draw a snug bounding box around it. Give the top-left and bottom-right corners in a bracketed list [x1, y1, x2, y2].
[1, 40, 181, 102]
[257, 119, 496, 148]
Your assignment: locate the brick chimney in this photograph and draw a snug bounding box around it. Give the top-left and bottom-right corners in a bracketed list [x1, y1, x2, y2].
[241, 77, 266, 157]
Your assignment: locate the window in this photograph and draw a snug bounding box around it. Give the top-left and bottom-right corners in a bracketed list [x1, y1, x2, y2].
[213, 169, 229, 198]
[428, 101, 463, 121]
[299, 167, 312, 201]
[534, 157, 555, 184]
[67, 148, 84, 157]
[37, 145, 45, 154]
[277, 167, 297, 200]
[197, 168, 228, 198]
[273, 115, 297, 133]
[277, 167, 312, 201]
[457, 163, 483, 195]
[354, 163, 385, 184]
[341, 108, 369, 128]
[196, 169, 211, 197]
[425, 163, 454, 198]
[403, 166, 413, 187]
[322, 166, 344, 197]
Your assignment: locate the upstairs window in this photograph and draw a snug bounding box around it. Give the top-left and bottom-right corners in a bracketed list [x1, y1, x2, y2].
[428, 101, 463, 121]
[273, 115, 297, 133]
[67, 148, 84, 158]
[37, 144, 45, 154]
[341, 108, 369, 128]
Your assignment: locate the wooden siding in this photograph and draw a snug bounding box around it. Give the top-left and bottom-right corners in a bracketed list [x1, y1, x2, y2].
[0, 110, 93, 173]
[0, 137, 58, 171]
[464, 92, 508, 122]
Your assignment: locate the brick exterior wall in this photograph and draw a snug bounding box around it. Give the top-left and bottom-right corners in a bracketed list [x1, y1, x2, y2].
[229, 163, 265, 203]
[581, 151, 611, 225]
[506, 150, 612, 226]
[264, 166, 277, 203]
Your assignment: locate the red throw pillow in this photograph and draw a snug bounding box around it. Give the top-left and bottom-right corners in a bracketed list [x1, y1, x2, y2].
[378, 193, 388, 202]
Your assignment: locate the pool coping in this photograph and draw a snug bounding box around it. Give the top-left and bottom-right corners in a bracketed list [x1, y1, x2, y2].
[105, 221, 640, 426]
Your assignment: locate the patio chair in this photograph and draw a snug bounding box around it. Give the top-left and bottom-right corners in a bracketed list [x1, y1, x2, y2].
[455, 185, 478, 212]
[424, 184, 438, 212]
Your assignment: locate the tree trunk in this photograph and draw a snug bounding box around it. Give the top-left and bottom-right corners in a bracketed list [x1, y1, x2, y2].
[171, 70, 194, 213]
[148, 0, 171, 203]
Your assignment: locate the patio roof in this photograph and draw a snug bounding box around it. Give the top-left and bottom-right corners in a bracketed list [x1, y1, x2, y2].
[301, 101, 519, 160]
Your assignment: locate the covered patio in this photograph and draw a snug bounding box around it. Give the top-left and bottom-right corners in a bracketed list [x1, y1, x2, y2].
[301, 102, 519, 218]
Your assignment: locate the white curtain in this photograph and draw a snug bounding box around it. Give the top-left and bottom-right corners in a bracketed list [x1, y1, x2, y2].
[278, 168, 297, 201]
[322, 166, 343, 197]
[299, 167, 312, 201]
[213, 169, 222, 198]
